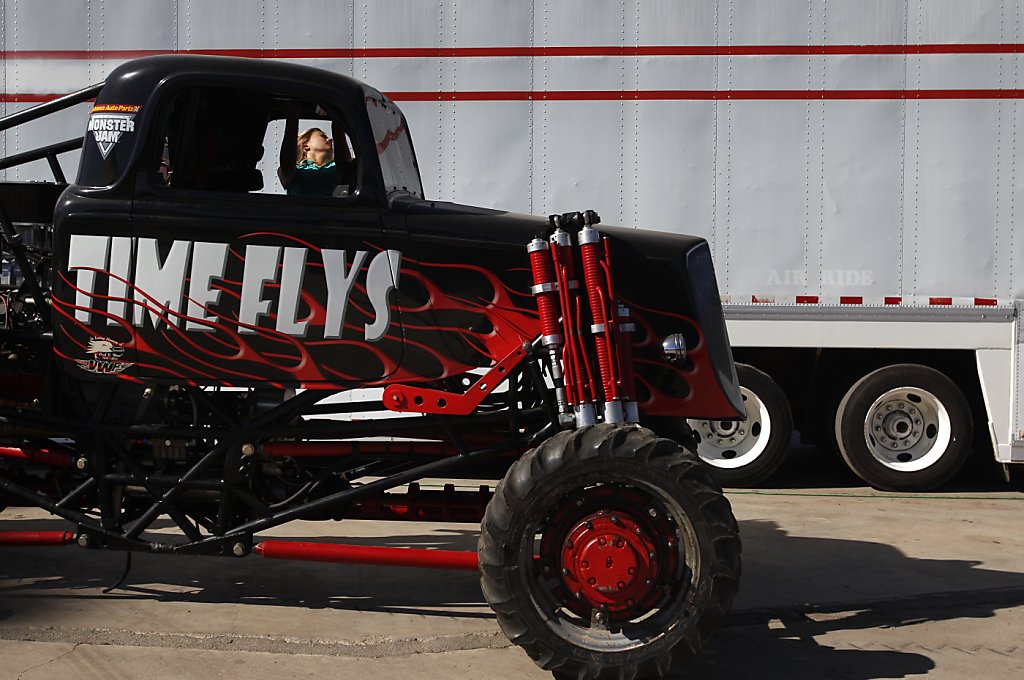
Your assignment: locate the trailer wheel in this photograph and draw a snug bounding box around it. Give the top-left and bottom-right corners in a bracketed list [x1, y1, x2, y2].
[683, 364, 792, 487]
[478, 424, 740, 680]
[834, 364, 973, 491]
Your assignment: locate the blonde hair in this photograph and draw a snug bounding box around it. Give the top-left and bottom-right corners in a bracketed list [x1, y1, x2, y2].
[296, 127, 325, 163]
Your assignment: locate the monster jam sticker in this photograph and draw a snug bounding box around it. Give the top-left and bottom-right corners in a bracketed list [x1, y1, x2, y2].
[76, 337, 133, 375]
[88, 104, 141, 159]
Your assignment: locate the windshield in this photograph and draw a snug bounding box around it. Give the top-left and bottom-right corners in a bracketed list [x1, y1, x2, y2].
[364, 92, 423, 199]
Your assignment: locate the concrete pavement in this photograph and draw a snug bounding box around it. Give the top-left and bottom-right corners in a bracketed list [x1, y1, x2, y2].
[1, 465, 1022, 679]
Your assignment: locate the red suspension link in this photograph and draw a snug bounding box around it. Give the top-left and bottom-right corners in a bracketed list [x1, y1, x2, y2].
[603, 239, 638, 421]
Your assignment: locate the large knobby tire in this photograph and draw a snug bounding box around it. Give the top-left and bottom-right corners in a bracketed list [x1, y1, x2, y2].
[684, 363, 793, 487]
[478, 424, 741, 680]
[835, 364, 973, 491]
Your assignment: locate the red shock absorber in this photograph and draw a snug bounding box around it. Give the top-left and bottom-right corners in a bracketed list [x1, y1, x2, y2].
[528, 237, 562, 345]
[579, 217, 624, 424]
[550, 225, 597, 426]
[528, 235, 570, 420]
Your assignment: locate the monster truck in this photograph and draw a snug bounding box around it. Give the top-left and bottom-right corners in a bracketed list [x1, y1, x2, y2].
[0, 55, 743, 679]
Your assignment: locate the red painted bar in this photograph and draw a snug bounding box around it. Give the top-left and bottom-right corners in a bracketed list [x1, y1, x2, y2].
[253, 540, 479, 571]
[0, 445, 74, 467]
[6, 88, 1024, 105]
[263, 441, 458, 457]
[1, 43, 1023, 60]
[0, 531, 75, 546]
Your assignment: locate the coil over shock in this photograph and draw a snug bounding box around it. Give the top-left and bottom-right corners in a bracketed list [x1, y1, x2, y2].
[526, 210, 637, 428]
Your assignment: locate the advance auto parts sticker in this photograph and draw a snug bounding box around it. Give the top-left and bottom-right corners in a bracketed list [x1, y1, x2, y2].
[88, 104, 141, 159]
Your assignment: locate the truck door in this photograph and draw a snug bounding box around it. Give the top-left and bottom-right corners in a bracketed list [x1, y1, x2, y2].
[128, 84, 405, 386]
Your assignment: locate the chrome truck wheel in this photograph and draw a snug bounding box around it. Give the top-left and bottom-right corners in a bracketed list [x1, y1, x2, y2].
[686, 364, 792, 487]
[835, 364, 973, 491]
[478, 424, 740, 680]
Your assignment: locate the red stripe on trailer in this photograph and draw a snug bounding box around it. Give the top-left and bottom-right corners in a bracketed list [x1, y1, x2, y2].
[930, 297, 953, 306]
[2, 44, 1024, 60]
[0, 531, 75, 546]
[384, 89, 1024, 102]
[839, 296, 863, 305]
[751, 295, 775, 304]
[0, 93, 74, 103]
[795, 295, 818, 304]
[253, 540, 479, 571]
[974, 297, 998, 306]
[6, 89, 1024, 105]
[885, 296, 902, 305]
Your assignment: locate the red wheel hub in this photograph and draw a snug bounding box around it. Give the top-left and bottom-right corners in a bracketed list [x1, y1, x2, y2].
[560, 510, 661, 614]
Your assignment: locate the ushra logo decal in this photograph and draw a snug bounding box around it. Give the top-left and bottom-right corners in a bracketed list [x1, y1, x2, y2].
[88, 104, 141, 159]
[76, 337, 133, 375]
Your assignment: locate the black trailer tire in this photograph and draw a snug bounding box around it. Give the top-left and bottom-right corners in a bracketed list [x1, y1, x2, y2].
[834, 364, 973, 491]
[478, 424, 741, 680]
[678, 363, 793, 487]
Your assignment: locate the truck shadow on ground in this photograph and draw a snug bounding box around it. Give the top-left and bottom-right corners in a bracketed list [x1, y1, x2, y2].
[677, 518, 1024, 679]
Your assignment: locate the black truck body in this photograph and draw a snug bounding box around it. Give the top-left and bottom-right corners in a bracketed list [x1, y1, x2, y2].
[0, 55, 742, 680]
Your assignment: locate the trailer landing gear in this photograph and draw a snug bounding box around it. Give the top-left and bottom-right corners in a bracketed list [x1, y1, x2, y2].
[478, 424, 740, 680]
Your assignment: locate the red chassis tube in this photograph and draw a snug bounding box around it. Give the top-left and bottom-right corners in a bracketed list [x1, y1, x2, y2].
[0, 445, 74, 467]
[0, 531, 479, 569]
[254, 540, 479, 571]
[0, 531, 76, 546]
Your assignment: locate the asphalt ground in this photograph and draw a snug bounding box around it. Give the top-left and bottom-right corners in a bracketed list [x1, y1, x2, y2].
[1, 445, 1023, 679]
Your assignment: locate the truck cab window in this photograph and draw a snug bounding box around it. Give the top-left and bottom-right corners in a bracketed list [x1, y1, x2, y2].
[265, 103, 357, 198]
[154, 88, 357, 199]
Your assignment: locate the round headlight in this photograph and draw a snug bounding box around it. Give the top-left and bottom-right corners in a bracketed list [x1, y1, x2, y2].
[661, 333, 688, 362]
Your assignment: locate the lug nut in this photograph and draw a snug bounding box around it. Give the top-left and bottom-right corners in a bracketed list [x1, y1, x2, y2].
[75, 457, 88, 470]
[232, 542, 246, 557]
[77, 534, 90, 548]
[240, 443, 256, 457]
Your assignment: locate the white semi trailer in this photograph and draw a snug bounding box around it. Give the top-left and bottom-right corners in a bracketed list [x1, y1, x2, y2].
[0, 0, 1021, 490]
